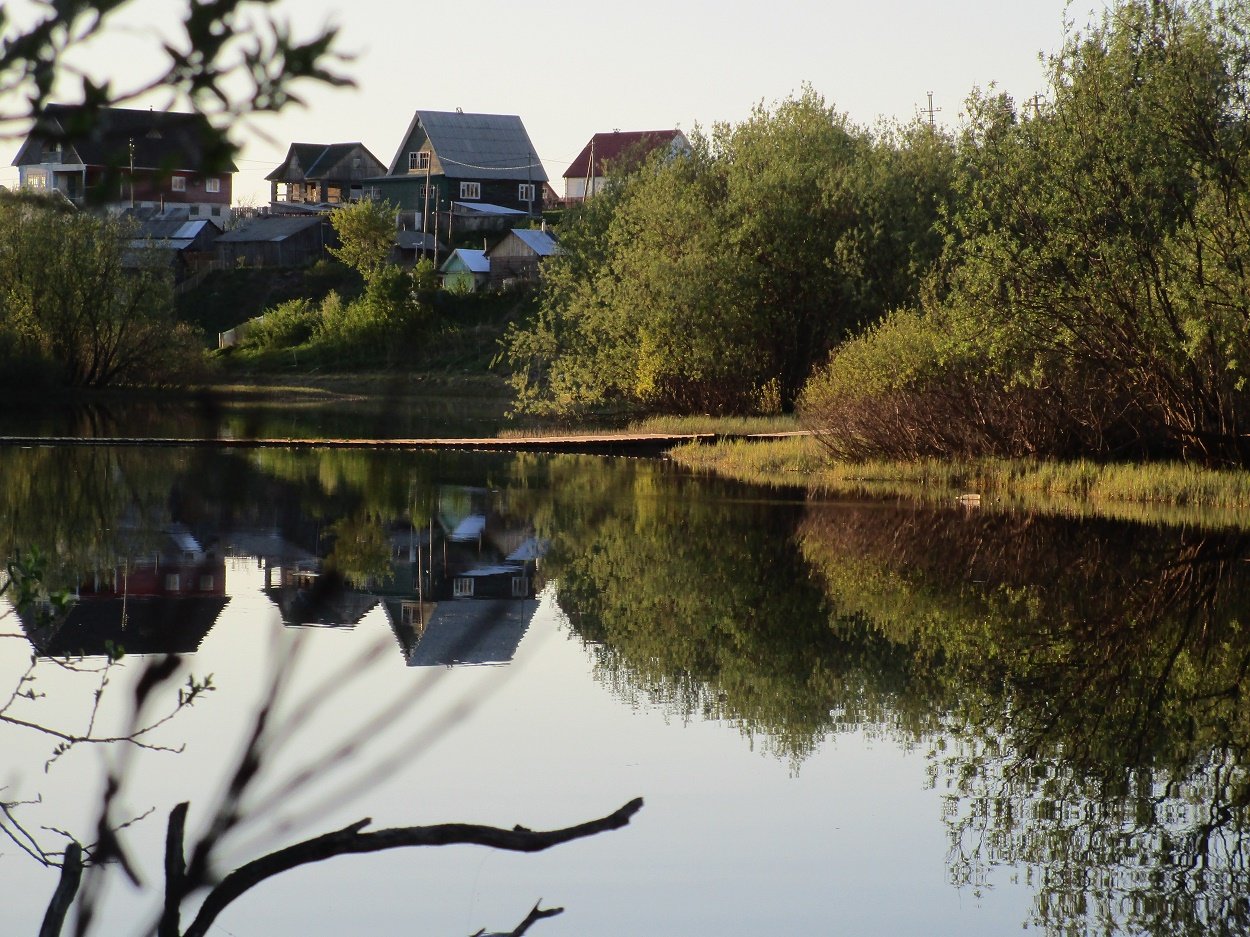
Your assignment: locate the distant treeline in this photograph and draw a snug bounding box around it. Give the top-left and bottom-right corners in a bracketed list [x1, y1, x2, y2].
[506, 0, 1250, 467]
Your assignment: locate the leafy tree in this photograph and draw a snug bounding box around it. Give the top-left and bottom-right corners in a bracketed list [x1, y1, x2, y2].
[0, 193, 200, 387]
[506, 89, 955, 416]
[805, 0, 1250, 466]
[328, 198, 399, 280]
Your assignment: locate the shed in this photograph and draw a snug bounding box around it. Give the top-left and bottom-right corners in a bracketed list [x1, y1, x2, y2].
[486, 228, 558, 283]
[440, 248, 490, 292]
[214, 215, 337, 268]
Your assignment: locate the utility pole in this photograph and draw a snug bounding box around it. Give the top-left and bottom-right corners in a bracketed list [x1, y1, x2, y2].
[128, 136, 135, 207]
[919, 91, 941, 129]
[1025, 94, 1045, 119]
[585, 137, 595, 200]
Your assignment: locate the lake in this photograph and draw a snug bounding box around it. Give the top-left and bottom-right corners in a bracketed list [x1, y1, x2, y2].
[1, 442, 1246, 936]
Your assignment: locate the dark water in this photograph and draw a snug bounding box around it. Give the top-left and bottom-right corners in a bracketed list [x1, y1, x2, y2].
[1, 445, 1247, 935]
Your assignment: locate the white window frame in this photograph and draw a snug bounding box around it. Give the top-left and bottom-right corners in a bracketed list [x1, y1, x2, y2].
[164, 573, 181, 592]
[453, 577, 475, 597]
[409, 151, 430, 171]
[205, 177, 221, 193]
[459, 181, 481, 200]
[518, 183, 535, 203]
[171, 175, 186, 192]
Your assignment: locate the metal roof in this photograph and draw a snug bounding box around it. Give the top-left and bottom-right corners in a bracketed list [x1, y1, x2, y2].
[440, 248, 490, 274]
[387, 110, 547, 182]
[506, 228, 559, 256]
[452, 201, 526, 216]
[216, 215, 327, 242]
[563, 130, 689, 179]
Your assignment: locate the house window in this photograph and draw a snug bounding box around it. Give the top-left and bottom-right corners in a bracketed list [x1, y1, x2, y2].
[518, 183, 535, 203]
[454, 577, 474, 597]
[511, 576, 529, 597]
[199, 575, 215, 591]
[211, 206, 221, 217]
[171, 176, 186, 192]
[459, 182, 480, 200]
[206, 177, 221, 193]
[164, 574, 181, 592]
[409, 151, 430, 171]
[189, 204, 200, 215]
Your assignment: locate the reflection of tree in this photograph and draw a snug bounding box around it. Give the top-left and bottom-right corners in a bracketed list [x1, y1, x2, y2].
[798, 504, 1250, 936]
[519, 456, 931, 762]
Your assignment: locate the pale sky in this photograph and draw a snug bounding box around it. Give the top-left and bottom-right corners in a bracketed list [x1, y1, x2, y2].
[0, 0, 1108, 204]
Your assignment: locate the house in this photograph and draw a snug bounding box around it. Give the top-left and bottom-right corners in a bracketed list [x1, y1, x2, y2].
[11, 104, 236, 220]
[214, 214, 338, 267]
[486, 228, 558, 284]
[366, 109, 547, 225]
[265, 142, 386, 209]
[440, 248, 490, 292]
[562, 129, 690, 202]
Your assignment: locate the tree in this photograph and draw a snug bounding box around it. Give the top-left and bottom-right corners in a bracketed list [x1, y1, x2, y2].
[0, 193, 201, 387]
[505, 89, 955, 416]
[328, 198, 399, 281]
[804, 0, 1250, 466]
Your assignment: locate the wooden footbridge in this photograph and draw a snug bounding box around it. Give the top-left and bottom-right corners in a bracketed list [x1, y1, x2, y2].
[0, 431, 810, 457]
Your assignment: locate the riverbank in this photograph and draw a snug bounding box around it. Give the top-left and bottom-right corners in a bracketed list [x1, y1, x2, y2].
[669, 435, 1250, 528]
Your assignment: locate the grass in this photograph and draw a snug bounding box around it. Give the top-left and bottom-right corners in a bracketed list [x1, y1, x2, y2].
[669, 437, 1250, 528]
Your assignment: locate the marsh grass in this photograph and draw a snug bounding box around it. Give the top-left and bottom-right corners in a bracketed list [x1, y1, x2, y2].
[670, 438, 1250, 528]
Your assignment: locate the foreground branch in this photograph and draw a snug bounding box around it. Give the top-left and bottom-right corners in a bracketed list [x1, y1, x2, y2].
[183, 798, 643, 937]
[471, 900, 564, 937]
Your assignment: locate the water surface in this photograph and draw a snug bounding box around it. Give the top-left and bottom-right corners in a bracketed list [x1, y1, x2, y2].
[1, 446, 1246, 936]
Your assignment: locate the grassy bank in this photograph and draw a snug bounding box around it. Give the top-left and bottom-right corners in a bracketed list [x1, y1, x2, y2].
[669, 436, 1250, 527]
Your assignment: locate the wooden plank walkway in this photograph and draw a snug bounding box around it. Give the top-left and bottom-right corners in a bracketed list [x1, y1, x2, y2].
[0, 431, 810, 457]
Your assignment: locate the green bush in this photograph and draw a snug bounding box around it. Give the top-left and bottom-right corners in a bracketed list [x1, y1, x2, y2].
[244, 298, 320, 350]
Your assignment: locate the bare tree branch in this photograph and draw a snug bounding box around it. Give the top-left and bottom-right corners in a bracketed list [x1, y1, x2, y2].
[470, 900, 565, 937]
[182, 799, 644, 937]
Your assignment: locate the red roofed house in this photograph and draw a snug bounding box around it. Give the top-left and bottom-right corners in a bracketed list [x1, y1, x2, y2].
[562, 129, 690, 203]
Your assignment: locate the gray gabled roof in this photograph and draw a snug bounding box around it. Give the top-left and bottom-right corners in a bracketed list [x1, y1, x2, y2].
[266, 142, 385, 182]
[499, 228, 558, 257]
[216, 215, 327, 243]
[387, 110, 547, 182]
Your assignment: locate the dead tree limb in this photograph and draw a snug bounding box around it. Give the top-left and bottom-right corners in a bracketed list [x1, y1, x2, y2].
[470, 900, 564, 937]
[38, 840, 81, 937]
[182, 798, 643, 937]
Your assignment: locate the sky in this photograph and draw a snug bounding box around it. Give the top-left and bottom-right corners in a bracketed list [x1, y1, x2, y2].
[0, 0, 1111, 205]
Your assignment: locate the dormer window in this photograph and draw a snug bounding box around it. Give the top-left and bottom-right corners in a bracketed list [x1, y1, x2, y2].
[409, 151, 430, 172]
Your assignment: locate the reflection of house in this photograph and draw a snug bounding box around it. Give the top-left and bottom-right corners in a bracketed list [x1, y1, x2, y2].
[386, 597, 539, 666]
[262, 564, 379, 628]
[18, 525, 228, 657]
[486, 228, 558, 285]
[562, 129, 690, 202]
[266, 142, 387, 208]
[12, 104, 235, 219]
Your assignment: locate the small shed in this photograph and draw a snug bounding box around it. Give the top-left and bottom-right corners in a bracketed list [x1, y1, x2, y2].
[486, 228, 558, 284]
[124, 217, 223, 279]
[440, 248, 490, 292]
[214, 215, 337, 268]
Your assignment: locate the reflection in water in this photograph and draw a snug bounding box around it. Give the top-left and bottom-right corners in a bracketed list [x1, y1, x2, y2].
[1, 446, 1249, 934]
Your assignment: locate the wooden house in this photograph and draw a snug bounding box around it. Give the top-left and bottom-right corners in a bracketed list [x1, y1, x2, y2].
[214, 214, 337, 268]
[486, 228, 558, 284]
[366, 110, 547, 223]
[11, 104, 235, 220]
[563, 129, 690, 202]
[265, 142, 386, 208]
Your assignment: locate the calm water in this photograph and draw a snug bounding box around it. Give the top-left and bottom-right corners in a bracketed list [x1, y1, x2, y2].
[1, 445, 1247, 936]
